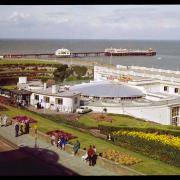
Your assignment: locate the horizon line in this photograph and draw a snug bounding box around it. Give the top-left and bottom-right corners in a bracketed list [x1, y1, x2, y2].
[0, 38, 180, 41]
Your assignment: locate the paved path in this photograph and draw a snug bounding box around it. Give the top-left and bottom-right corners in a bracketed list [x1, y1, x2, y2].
[0, 125, 118, 176]
[0, 137, 79, 176]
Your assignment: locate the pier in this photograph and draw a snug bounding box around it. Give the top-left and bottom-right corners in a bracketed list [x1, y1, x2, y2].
[1, 49, 157, 59]
[3, 52, 105, 59]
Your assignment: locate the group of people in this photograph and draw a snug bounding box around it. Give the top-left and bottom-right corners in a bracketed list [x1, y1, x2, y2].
[15, 120, 30, 137]
[82, 145, 97, 166]
[51, 134, 69, 151]
[0, 115, 10, 127]
[51, 137, 97, 167]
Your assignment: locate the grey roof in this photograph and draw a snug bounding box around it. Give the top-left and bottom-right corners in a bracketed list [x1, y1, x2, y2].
[32, 87, 80, 97]
[70, 81, 144, 98]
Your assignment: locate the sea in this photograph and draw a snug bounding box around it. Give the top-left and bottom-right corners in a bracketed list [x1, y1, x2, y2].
[0, 39, 180, 71]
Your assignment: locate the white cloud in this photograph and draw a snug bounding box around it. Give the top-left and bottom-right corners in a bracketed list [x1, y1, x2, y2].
[0, 5, 180, 39]
[7, 11, 31, 22]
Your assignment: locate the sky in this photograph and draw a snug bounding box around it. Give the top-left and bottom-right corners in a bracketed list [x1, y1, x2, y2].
[0, 5, 180, 40]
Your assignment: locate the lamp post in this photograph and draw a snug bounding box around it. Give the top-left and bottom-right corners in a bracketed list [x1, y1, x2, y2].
[33, 123, 38, 148]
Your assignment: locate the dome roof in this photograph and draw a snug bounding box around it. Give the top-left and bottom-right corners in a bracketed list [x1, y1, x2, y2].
[70, 81, 144, 98]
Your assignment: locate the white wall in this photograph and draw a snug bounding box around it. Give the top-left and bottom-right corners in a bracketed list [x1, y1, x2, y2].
[143, 84, 161, 93]
[85, 104, 171, 125]
[30, 93, 80, 113]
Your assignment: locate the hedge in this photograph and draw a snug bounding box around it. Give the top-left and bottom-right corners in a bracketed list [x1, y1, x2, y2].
[98, 125, 180, 137]
[112, 132, 180, 167]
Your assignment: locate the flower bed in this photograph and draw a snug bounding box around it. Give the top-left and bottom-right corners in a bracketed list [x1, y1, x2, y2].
[91, 114, 112, 123]
[102, 149, 142, 166]
[63, 114, 81, 121]
[12, 116, 37, 123]
[112, 130, 180, 166]
[113, 131, 180, 150]
[98, 125, 180, 137]
[46, 130, 77, 140]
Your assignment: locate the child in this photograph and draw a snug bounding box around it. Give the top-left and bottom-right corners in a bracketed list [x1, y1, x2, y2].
[82, 148, 88, 162]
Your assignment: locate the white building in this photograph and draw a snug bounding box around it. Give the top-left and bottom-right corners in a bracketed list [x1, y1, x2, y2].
[17, 64, 180, 125]
[71, 65, 180, 125]
[18, 77, 80, 113]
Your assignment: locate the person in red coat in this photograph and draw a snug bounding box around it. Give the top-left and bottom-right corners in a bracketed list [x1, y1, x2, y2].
[87, 145, 95, 166]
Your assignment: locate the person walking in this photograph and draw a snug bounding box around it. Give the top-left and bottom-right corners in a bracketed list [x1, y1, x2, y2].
[58, 136, 64, 150]
[51, 134, 56, 145]
[92, 145, 97, 166]
[15, 122, 19, 137]
[26, 120, 30, 134]
[87, 145, 95, 166]
[3, 115, 8, 127]
[20, 121, 24, 135]
[82, 148, 88, 162]
[24, 119, 30, 134]
[73, 140, 80, 156]
[62, 136, 68, 151]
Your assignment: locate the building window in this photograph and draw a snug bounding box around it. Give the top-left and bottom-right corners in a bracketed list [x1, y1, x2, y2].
[74, 97, 78, 104]
[35, 94, 39, 100]
[56, 98, 63, 105]
[45, 97, 50, 103]
[171, 107, 179, 126]
[164, 86, 168, 92]
[174, 88, 179, 94]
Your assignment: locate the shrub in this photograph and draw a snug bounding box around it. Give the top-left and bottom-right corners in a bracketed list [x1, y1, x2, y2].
[72, 65, 87, 77]
[98, 125, 180, 137]
[112, 130, 180, 167]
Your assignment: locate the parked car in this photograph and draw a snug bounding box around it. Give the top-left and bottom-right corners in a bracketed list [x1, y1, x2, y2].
[76, 107, 92, 114]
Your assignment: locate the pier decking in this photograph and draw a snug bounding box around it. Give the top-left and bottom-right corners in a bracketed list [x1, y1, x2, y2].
[3, 52, 105, 59]
[2, 50, 156, 59]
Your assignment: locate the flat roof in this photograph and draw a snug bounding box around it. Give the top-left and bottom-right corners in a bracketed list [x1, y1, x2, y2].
[32, 87, 80, 97]
[11, 90, 32, 95]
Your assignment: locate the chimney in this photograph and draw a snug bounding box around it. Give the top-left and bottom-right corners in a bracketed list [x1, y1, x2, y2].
[19, 77, 27, 84]
[52, 85, 57, 94]
[44, 83, 47, 90]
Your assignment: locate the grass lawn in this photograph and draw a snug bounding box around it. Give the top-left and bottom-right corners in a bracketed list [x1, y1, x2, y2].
[1, 85, 17, 90]
[78, 113, 175, 130]
[1, 105, 180, 175]
[0, 59, 60, 65]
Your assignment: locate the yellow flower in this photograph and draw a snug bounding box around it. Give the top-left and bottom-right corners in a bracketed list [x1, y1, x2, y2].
[113, 130, 180, 150]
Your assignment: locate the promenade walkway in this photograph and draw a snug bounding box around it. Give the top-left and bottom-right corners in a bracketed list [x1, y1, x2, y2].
[0, 124, 119, 176]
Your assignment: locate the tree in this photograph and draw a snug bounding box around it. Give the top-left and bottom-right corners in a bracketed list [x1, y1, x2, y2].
[53, 64, 70, 82]
[72, 65, 87, 77]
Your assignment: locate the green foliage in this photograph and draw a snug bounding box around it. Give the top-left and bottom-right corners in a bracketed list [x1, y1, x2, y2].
[66, 75, 78, 81]
[53, 64, 70, 82]
[37, 114, 93, 130]
[98, 125, 180, 137]
[72, 65, 87, 77]
[112, 132, 180, 167]
[41, 77, 49, 83]
[3, 105, 180, 174]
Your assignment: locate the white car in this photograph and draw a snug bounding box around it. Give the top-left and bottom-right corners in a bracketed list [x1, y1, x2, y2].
[76, 107, 92, 114]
